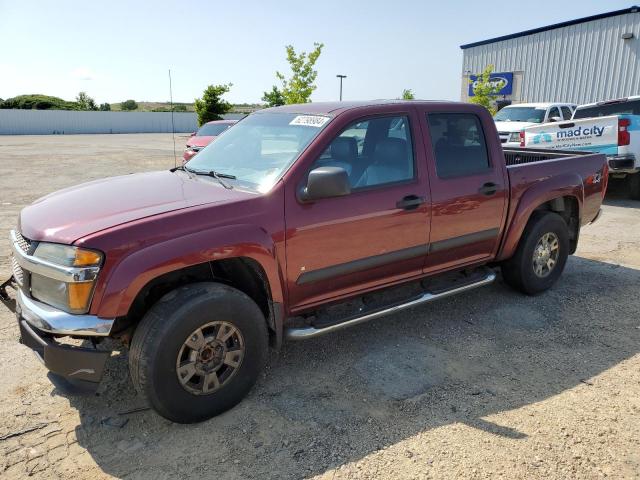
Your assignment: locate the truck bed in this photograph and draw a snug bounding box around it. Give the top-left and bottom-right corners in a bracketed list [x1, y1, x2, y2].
[500, 150, 607, 254]
[503, 147, 594, 167]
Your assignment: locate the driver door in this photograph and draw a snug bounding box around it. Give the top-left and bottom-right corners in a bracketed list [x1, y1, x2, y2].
[284, 109, 431, 312]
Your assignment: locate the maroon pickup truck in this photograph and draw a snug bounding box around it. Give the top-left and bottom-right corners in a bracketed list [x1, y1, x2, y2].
[6, 101, 607, 423]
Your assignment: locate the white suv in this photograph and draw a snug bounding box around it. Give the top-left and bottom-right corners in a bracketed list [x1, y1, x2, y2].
[494, 103, 576, 147]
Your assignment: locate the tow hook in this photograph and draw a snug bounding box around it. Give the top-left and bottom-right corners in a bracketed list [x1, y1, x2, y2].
[0, 276, 16, 302]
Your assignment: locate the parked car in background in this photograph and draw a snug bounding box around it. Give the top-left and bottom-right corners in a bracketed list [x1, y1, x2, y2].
[522, 96, 640, 199]
[8, 101, 607, 423]
[183, 120, 237, 162]
[494, 103, 576, 147]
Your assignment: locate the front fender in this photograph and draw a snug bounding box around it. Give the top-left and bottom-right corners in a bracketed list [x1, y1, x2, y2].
[498, 173, 583, 261]
[92, 224, 284, 318]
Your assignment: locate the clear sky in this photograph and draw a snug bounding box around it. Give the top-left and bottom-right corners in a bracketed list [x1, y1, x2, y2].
[0, 0, 633, 104]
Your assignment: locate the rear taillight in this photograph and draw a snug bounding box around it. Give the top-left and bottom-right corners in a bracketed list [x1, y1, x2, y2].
[519, 131, 525, 147]
[618, 118, 631, 146]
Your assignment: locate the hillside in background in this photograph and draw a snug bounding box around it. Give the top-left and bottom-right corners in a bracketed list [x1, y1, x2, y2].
[109, 102, 263, 113]
[0, 95, 264, 113]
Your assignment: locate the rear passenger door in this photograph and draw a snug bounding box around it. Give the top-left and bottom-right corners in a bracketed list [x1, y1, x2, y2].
[420, 110, 508, 272]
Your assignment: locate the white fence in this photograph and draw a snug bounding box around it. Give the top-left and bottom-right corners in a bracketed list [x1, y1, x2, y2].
[0, 110, 243, 135]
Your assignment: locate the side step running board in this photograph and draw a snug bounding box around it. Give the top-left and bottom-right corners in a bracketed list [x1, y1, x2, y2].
[285, 268, 496, 341]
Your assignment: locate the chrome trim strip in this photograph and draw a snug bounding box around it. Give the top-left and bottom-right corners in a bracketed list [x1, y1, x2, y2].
[16, 289, 114, 337]
[10, 230, 100, 283]
[285, 269, 496, 340]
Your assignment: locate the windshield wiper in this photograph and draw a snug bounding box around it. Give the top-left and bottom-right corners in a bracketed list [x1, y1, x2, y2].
[205, 170, 235, 189]
[170, 165, 195, 178]
[170, 165, 235, 189]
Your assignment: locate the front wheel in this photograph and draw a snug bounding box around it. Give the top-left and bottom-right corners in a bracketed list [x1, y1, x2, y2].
[129, 282, 268, 423]
[501, 211, 570, 295]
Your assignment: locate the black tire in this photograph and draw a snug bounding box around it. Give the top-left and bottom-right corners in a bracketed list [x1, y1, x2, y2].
[501, 211, 570, 295]
[629, 173, 640, 201]
[129, 282, 268, 423]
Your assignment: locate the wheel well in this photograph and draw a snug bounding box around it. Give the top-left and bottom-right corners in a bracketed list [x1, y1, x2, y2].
[115, 258, 274, 341]
[533, 196, 579, 253]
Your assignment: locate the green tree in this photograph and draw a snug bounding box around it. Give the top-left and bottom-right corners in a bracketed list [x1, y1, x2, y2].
[275, 42, 324, 104]
[401, 89, 415, 100]
[261, 85, 285, 107]
[76, 91, 97, 110]
[194, 84, 233, 125]
[121, 99, 138, 111]
[99, 102, 111, 111]
[468, 64, 503, 115]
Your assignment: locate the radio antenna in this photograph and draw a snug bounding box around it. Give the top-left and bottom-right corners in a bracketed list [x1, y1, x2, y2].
[169, 69, 177, 167]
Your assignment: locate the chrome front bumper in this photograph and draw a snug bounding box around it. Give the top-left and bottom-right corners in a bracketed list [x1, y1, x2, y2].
[16, 289, 114, 336]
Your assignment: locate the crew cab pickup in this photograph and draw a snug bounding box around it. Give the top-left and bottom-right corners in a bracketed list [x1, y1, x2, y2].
[522, 96, 640, 199]
[6, 101, 607, 423]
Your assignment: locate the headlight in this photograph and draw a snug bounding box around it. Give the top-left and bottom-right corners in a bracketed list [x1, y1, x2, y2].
[30, 243, 103, 314]
[509, 132, 521, 143]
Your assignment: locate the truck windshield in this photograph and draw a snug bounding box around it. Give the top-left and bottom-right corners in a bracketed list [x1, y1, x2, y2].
[573, 99, 640, 119]
[493, 107, 546, 123]
[186, 113, 330, 192]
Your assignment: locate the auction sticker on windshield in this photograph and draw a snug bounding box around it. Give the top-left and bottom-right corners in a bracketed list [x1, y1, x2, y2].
[289, 115, 330, 127]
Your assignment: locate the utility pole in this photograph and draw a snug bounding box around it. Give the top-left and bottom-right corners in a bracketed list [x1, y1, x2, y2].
[336, 74, 347, 101]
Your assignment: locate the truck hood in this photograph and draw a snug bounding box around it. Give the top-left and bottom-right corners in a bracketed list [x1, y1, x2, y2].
[494, 121, 537, 133]
[19, 170, 250, 244]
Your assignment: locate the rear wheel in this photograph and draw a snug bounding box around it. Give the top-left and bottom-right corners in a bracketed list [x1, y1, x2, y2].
[129, 282, 268, 423]
[629, 173, 640, 200]
[501, 211, 569, 295]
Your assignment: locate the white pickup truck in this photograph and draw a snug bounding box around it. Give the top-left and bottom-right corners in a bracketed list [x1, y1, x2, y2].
[522, 96, 640, 199]
[494, 102, 576, 147]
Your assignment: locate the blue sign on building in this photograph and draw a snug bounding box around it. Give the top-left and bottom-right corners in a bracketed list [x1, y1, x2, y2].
[468, 72, 513, 96]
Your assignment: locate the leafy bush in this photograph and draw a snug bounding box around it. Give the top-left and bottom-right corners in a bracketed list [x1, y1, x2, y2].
[401, 89, 415, 100]
[76, 92, 98, 111]
[194, 84, 232, 125]
[0, 94, 78, 110]
[121, 99, 138, 111]
[99, 103, 111, 111]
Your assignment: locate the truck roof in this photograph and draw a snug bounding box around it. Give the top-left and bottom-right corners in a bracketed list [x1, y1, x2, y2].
[258, 100, 456, 116]
[505, 102, 575, 109]
[576, 95, 640, 109]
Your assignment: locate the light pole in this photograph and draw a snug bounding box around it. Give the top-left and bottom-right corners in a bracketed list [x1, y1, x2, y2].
[336, 74, 347, 101]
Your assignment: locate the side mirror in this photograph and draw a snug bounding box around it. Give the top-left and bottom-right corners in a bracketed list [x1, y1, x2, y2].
[189, 131, 197, 137]
[298, 166, 351, 202]
[549, 116, 562, 123]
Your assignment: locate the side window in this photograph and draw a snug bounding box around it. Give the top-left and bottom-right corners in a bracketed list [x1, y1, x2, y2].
[560, 106, 573, 120]
[427, 113, 490, 179]
[314, 116, 415, 189]
[548, 107, 561, 121]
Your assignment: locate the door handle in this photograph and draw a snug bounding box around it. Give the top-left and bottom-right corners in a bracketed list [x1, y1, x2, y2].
[478, 182, 498, 196]
[396, 195, 425, 210]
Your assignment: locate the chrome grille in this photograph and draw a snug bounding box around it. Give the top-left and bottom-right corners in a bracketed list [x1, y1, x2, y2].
[14, 230, 31, 253]
[11, 255, 24, 287]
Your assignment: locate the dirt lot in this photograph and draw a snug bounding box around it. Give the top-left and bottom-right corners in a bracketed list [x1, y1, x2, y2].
[1, 134, 639, 479]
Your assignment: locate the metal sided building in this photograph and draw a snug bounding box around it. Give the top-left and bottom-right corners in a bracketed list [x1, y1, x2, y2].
[460, 6, 640, 107]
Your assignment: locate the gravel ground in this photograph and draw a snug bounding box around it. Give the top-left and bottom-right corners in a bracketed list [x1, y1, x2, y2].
[0, 134, 639, 479]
